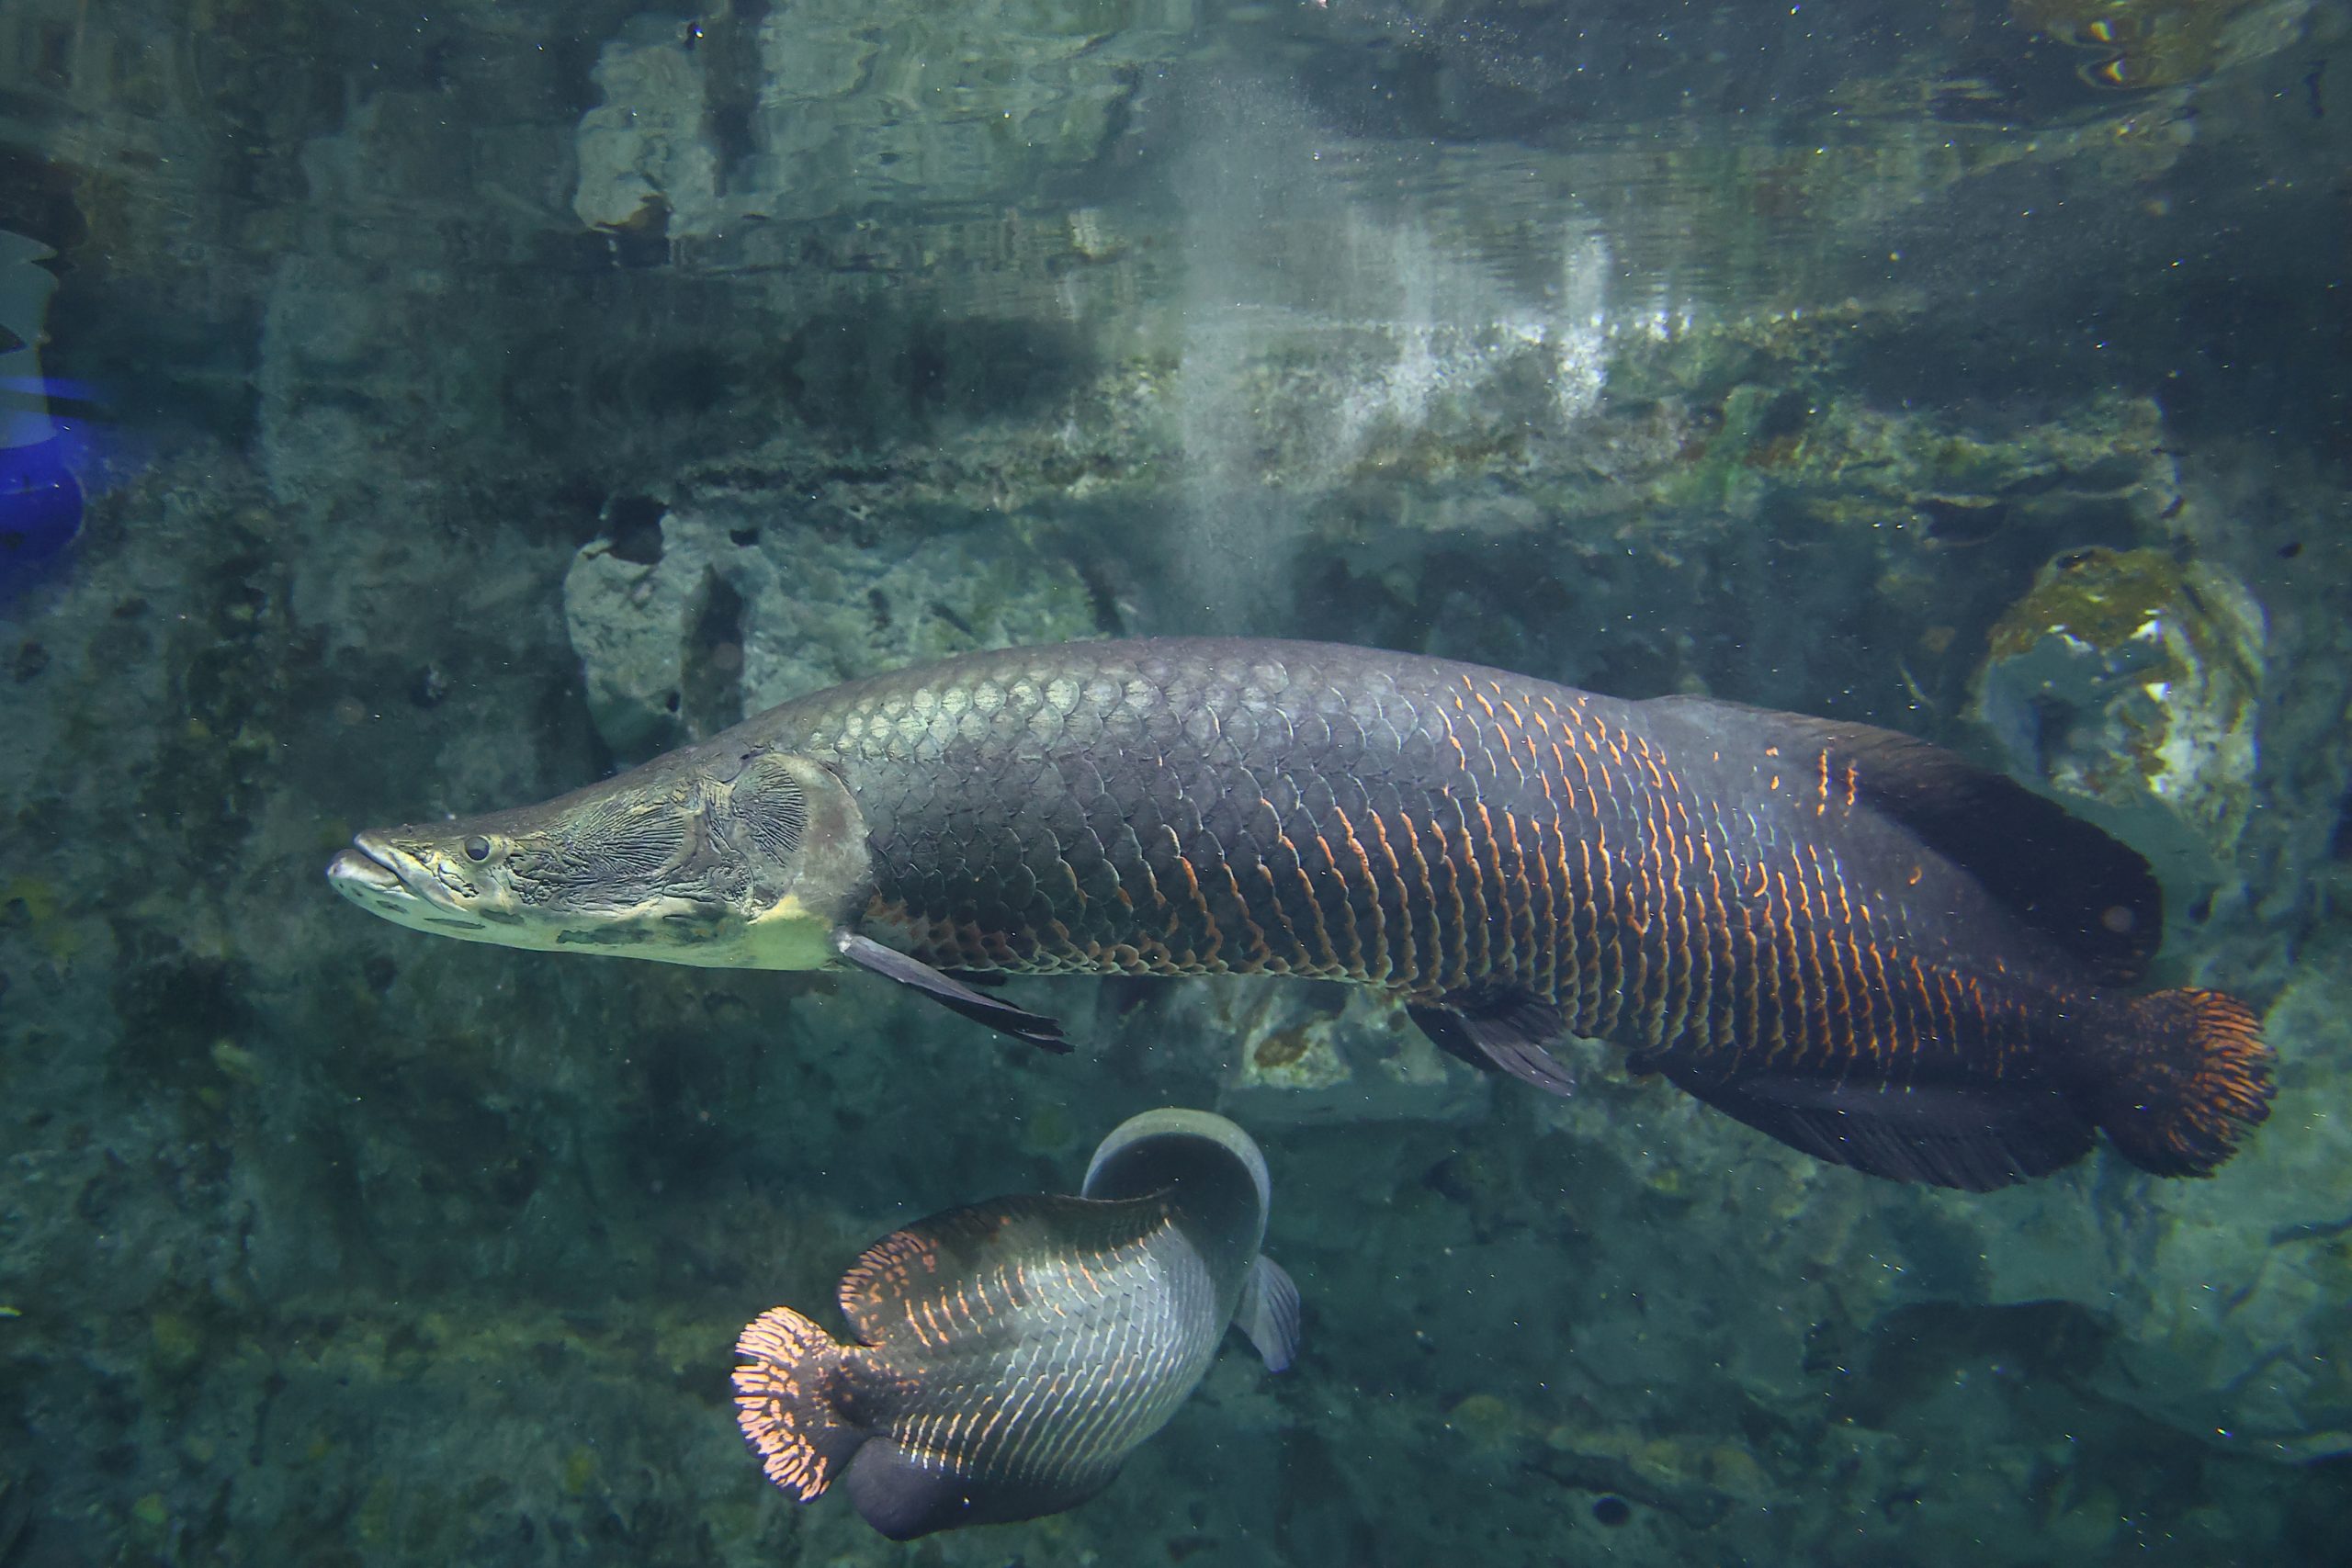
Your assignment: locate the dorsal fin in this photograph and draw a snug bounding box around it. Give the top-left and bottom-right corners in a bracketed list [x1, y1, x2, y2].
[1648, 697, 2160, 983]
[835, 1195, 1170, 1348]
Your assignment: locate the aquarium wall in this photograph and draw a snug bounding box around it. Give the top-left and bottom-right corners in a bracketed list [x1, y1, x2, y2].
[2, 1, 2348, 1563]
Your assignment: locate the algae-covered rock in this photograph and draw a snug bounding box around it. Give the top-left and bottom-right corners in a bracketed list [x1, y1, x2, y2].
[1213, 986, 1490, 1125]
[1971, 547, 2264, 902]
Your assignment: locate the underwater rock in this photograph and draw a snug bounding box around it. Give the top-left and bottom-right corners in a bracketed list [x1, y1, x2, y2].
[737, 0, 1194, 214]
[1532, 1422, 1778, 1526]
[562, 500, 1098, 758]
[570, 1, 1193, 237]
[1970, 547, 2264, 905]
[572, 15, 722, 239]
[563, 518, 711, 758]
[1214, 987, 1490, 1127]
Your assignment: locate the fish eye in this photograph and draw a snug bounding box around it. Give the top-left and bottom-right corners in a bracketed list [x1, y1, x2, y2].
[463, 835, 492, 862]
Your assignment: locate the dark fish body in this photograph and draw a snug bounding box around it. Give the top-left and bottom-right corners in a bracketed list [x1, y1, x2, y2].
[733, 1110, 1298, 1539]
[749, 638, 2270, 1189]
[333, 637, 2273, 1190]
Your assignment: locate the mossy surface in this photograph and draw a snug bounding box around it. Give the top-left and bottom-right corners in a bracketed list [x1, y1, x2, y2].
[1985, 547, 2191, 662]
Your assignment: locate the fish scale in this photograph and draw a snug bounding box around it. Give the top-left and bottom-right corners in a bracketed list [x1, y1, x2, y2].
[772, 639, 2038, 1077]
[851, 1200, 1217, 1490]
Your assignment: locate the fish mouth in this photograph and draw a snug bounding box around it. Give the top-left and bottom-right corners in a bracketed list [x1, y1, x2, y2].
[326, 831, 480, 929]
[328, 834, 421, 908]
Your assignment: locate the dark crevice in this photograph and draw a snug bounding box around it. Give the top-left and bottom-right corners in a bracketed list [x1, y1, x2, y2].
[602, 494, 666, 565]
[679, 571, 747, 739]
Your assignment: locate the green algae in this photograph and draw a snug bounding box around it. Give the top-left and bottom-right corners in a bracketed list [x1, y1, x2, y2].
[1984, 547, 2189, 662]
[0, 876, 82, 963]
[149, 1309, 208, 1381]
[1973, 543, 2265, 897]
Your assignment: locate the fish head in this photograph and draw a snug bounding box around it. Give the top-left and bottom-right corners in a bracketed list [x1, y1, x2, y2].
[327, 742, 874, 969]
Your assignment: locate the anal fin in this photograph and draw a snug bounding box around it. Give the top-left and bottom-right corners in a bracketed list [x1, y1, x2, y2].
[1655, 1063, 2096, 1191]
[844, 1436, 1117, 1539]
[834, 931, 1069, 1053]
[843, 1443, 989, 1540]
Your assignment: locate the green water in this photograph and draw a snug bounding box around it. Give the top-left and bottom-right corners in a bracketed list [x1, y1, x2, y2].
[2, 2, 2347, 1562]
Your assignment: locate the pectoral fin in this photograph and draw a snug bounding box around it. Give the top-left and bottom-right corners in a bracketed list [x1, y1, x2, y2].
[1235, 1255, 1302, 1373]
[833, 931, 1070, 1053]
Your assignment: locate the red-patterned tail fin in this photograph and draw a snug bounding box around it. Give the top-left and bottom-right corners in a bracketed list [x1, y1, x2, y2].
[732, 1307, 872, 1502]
[2078, 989, 2275, 1177]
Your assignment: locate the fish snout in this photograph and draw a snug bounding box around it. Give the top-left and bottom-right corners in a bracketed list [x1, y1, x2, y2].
[326, 832, 428, 916]
[348, 829, 405, 872]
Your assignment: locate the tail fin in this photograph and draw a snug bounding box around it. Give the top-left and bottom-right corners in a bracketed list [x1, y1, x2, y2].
[732, 1306, 874, 1501]
[2076, 989, 2275, 1178]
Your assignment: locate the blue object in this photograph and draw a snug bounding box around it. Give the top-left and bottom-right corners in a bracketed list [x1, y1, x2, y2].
[0, 431, 82, 590]
[2, 225, 85, 603]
